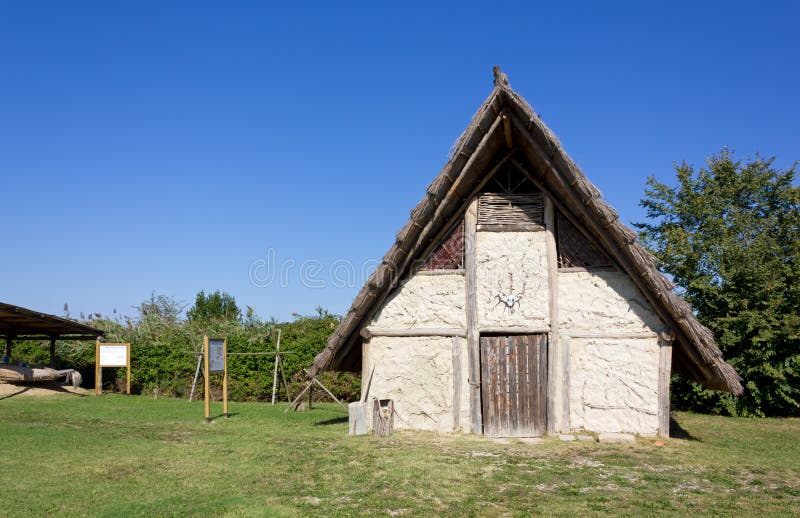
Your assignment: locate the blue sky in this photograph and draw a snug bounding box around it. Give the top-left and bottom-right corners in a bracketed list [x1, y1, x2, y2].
[1, 1, 797, 322]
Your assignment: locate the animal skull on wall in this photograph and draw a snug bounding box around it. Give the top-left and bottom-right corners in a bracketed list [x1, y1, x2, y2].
[495, 292, 522, 312]
[493, 272, 525, 313]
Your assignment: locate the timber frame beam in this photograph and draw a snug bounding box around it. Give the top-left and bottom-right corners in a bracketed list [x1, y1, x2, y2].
[465, 197, 482, 434]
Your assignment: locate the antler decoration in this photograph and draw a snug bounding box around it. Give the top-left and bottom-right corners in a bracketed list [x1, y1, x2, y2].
[493, 272, 526, 313]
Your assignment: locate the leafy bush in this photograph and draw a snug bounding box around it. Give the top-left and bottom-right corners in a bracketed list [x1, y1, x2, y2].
[12, 295, 359, 402]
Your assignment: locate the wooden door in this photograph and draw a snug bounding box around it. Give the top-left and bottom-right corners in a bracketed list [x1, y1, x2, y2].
[480, 334, 547, 437]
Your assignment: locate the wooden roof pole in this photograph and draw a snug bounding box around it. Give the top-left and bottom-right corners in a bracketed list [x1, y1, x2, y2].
[49, 336, 57, 367]
[502, 114, 513, 148]
[4, 336, 11, 358]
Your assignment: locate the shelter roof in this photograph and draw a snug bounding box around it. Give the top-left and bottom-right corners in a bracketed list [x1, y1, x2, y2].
[0, 302, 104, 340]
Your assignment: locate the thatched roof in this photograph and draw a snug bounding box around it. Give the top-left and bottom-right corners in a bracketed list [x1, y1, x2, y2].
[310, 70, 743, 395]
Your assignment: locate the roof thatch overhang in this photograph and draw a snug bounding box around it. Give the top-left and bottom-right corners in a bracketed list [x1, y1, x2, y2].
[0, 302, 104, 341]
[310, 75, 743, 395]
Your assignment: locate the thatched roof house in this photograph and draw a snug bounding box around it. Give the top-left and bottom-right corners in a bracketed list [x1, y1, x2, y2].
[311, 69, 742, 437]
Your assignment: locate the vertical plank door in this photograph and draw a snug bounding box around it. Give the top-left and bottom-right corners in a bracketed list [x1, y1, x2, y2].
[480, 334, 547, 437]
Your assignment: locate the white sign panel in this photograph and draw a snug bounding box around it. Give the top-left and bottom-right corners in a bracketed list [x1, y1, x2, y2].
[209, 339, 225, 372]
[99, 345, 128, 367]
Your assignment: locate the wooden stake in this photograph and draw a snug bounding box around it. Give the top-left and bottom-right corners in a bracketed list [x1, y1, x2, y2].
[285, 380, 313, 413]
[189, 354, 202, 402]
[95, 340, 100, 396]
[222, 339, 228, 418]
[126, 342, 131, 395]
[271, 329, 282, 405]
[284, 373, 346, 412]
[203, 336, 211, 423]
[361, 364, 375, 403]
[312, 377, 346, 409]
[279, 360, 291, 401]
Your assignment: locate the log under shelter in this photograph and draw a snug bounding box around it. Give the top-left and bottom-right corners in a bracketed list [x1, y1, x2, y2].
[310, 69, 743, 438]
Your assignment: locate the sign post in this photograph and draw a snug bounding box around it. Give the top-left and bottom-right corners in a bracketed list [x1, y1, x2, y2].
[95, 341, 131, 395]
[203, 336, 228, 423]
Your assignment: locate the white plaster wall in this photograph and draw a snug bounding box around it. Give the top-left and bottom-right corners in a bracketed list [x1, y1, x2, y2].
[569, 336, 660, 435]
[360, 235, 668, 437]
[476, 231, 549, 328]
[558, 270, 663, 334]
[370, 273, 465, 329]
[362, 336, 458, 432]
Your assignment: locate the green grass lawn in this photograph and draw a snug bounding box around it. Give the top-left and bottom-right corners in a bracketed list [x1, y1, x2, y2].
[0, 393, 798, 517]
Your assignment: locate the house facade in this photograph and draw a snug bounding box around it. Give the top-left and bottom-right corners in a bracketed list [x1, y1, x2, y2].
[310, 70, 742, 438]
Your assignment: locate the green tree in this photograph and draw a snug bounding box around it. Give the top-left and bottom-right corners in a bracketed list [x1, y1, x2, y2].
[636, 149, 800, 416]
[186, 290, 242, 324]
[138, 292, 185, 323]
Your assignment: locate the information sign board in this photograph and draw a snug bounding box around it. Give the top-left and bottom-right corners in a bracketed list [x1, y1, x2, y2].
[208, 339, 225, 373]
[99, 345, 128, 367]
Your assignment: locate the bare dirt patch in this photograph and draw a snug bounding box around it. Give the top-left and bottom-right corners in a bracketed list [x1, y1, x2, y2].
[0, 381, 90, 398]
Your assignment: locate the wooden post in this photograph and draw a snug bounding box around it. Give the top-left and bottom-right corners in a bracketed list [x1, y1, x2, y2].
[543, 195, 560, 434]
[451, 336, 462, 432]
[5, 336, 12, 358]
[126, 342, 131, 395]
[312, 377, 346, 409]
[373, 399, 394, 437]
[203, 336, 211, 423]
[464, 197, 482, 435]
[284, 380, 312, 413]
[189, 354, 202, 401]
[658, 338, 673, 438]
[222, 339, 229, 418]
[279, 359, 291, 401]
[95, 340, 101, 395]
[271, 329, 282, 405]
[49, 337, 56, 367]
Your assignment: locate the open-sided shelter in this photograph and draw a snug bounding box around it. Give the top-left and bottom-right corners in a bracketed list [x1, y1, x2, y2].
[0, 302, 103, 366]
[310, 69, 742, 438]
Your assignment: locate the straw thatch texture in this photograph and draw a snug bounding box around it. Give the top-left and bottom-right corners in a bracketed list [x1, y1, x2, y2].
[309, 73, 742, 395]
